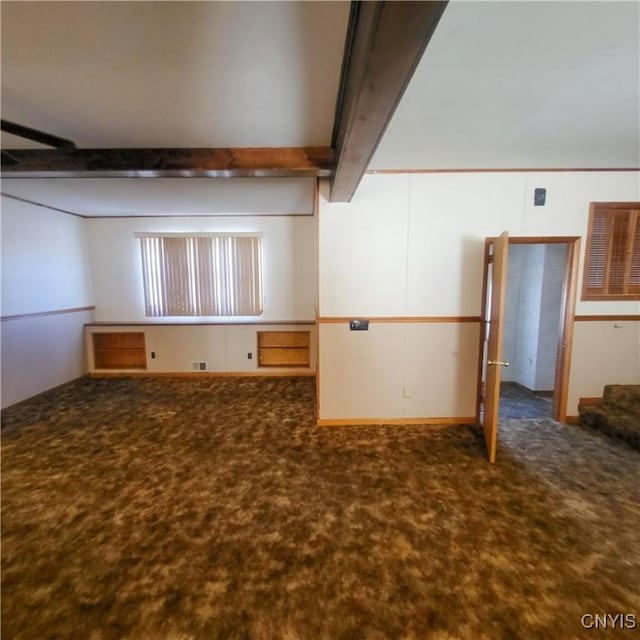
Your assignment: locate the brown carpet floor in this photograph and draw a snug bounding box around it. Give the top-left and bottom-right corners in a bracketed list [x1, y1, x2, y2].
[2, 376, 639, 640]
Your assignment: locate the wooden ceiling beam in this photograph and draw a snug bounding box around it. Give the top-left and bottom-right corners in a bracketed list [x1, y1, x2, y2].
[1, 119, 77, 151]
[330, 0, 448, 202]
[0, 147, 335, 178]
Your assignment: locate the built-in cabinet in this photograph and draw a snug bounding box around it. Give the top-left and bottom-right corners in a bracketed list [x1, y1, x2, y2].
[85, 324, 316, 374]
[92, 332, 147, 369]
[257, 331, 310, 367]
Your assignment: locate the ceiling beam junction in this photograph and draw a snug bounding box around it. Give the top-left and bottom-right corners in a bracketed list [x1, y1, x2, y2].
[330, 0, 448, 202]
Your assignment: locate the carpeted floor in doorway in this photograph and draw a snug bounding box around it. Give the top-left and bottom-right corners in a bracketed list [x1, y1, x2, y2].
[2, 376, 639, 640]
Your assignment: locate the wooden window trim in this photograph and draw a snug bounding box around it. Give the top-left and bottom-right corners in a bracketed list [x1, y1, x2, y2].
[582, 202, 640, 301]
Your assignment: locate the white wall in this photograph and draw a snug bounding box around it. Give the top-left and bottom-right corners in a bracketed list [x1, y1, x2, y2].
[1, 199, 92, 316]
[569, 320, 640, 403]
[502, 246, 522, 383]
[86, 215, 316, 322]
[536, 244, 566, 391]
[512, 244, 545, 390]
[318, 171, 639, 421]
[1, 197, 93, 407]
[504, 244, 565, 391]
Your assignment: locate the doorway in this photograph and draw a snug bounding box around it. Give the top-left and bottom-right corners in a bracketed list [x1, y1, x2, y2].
[478, 236, 580, 439]
[500, 243, 566, 419]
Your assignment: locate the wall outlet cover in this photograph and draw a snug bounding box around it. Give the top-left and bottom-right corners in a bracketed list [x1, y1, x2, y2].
[349, 319, 369, 331]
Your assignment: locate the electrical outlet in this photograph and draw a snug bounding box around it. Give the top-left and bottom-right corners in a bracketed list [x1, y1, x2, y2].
[247, 352, 253, 359]
[403, 387, 412, 399]
[151, 351, 156, 359]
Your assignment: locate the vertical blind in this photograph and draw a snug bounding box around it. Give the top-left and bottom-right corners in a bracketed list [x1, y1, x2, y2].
[583, 206, 640, 299]
[138, 234, 263, 316]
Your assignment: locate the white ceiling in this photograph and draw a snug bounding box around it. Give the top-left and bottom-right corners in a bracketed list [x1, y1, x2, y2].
[1, 0, 638, 215]
[1, 177, 315, 217]
[1, 0, 349, 148]
[371, 0, 640, 170]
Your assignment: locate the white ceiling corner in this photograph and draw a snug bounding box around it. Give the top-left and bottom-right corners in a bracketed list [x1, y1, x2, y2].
[371, 0, 640, 170]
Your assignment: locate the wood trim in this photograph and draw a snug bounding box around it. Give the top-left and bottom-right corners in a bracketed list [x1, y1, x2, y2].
[0, 192, 85, 218]
[507, 236, 581, 245]
[366, 168, 640, 175]
[315, 180, 321, 420]
[89, 371, 316, 378]
[317, 316, 481, 324]
[565, 415, 580, 425]
[317, 417, 476, 427]
[475, 236, 581, 424]
[330, 0, 448, 202]
[85, 320, 315, 327]
[578, 397, 603, 406]
[82, 212, 315, 220]
[578, 294, 640, 301]
[574, 315, 640, 321]
[476, 238, 491, 424]
[1, 147, 335, 178]
[2, 306, 95, 322]
[587, 201, 640, 209]
[554, 237, 580, 422]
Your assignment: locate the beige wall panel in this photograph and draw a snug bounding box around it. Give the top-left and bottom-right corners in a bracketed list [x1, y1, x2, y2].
[567, 320, 640, 415]
[143, 326, 226, 372]
[318, 323, 404, 419]
[1, 311, 93, 408]
[319, 175, 410, 317]
[406, 173, 525, 316]
[401, 323, 480, 418]
[318, 171, 639, 421]
[521, 172, 640, 316]
[225, 325, 260, 372]
[86, 215, 316, 322]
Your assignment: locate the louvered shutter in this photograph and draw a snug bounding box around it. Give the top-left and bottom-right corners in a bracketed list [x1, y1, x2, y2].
[583, 204, 640, 300]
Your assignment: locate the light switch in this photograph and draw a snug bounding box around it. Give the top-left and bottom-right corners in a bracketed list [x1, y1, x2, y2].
[349, 319, 369, 331]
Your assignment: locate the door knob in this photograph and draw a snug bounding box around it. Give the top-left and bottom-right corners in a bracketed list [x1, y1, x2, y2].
[488, 360, 510, 366]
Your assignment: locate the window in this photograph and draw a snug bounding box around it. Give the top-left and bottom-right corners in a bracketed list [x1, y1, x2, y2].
[138, 233, 263, 316]
[582, 203, 640, 300]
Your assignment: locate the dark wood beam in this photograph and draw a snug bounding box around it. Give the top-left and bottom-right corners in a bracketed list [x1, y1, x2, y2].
[330, 0, 448, 202]
[1, 119, 77, 150]
[0, 147, 335, 178]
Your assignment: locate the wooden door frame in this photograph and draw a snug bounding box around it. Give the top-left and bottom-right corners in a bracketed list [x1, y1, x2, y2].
[476, 236, 581, 423]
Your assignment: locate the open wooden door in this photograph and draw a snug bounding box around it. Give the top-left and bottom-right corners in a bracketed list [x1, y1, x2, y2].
[482, 231, 509, 463]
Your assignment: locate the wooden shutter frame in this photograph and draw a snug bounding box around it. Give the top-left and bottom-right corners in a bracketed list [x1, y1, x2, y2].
[582, 202, 640, 301]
